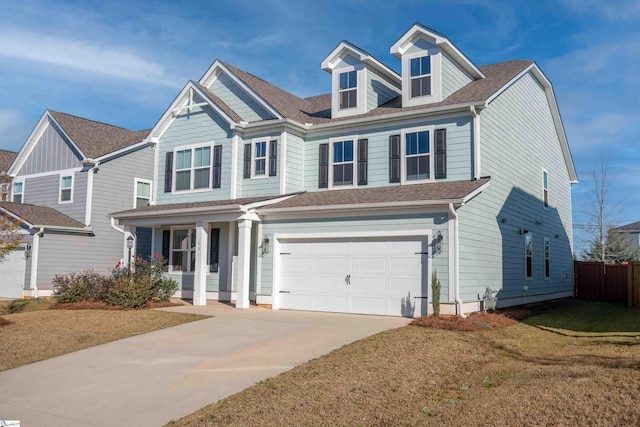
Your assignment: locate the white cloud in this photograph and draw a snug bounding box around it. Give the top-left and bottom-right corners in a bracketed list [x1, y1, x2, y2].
[0, 29, 182, 88]
[562, 0, 640, 22]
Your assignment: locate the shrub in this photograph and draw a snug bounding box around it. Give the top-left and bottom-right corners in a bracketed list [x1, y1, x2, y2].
[431, 270, 441, 317]
[104, 274, 154, 309]
[53, 271, 109, 303]
[154, 277, 179, 302]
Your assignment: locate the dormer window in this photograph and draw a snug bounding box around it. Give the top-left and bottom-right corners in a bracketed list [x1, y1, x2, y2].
[339, 71, 357, 109]
[410, 56, 431, 98]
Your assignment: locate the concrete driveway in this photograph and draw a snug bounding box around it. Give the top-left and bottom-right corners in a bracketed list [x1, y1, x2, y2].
[0, 304, 410, 426]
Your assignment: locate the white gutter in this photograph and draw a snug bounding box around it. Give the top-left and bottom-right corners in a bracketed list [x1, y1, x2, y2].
[147, 138, 159, 205]
[32, 225, 94, 234]
[470, 106, 481, 180]
[448, 203, 466, 318]
[29, 227, 44, 298]
[259, 198, 466, 215]
[111, 216, 125, 234]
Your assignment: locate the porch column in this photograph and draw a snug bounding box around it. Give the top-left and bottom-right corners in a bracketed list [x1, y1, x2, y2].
[236, 218, 252, 309]
[193, 222, 209, 306]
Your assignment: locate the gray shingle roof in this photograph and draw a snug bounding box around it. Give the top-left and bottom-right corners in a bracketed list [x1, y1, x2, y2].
[49, 111, 150, 159]
[617, 221, 640, 232]
[262, 178, 490, 210]
[0, 202, 86, 229]
[220, 60, 533, 125]
[0, 150, 17, 174]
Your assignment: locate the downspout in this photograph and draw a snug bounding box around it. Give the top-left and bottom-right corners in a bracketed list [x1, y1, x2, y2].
[448, 203, 466, 318]
[110, 217, 127, 263]
[29, 227, 44, 299]
[84, 160, 100, 226]
[470, 106, 481, 180]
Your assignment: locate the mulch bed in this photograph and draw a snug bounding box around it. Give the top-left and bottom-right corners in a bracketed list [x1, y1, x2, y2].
[50, 301, 184, 310]
[411, 306, 540, 331]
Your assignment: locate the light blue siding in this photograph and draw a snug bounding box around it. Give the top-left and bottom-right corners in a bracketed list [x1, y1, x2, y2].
[303, 116, 473, 190]
[19, 120, 83, 175]
[442, 53, 473, 99]
[285, 133, 304, 193]
[366, 69, 400, 111]
[156, 106, 233, 204]
[238, 134, 281, 198]
[209, 72, 274, 122]
[457, 71, 574, 303]
[260, 212, 450, 301]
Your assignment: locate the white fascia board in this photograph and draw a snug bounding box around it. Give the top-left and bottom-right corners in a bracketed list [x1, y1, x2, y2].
[46, 112, 88, 161]
[239, 194, 301, 211]
[94, 140, 149, 163]
[321, 41, 401, 85]
[461, 180, 490, 203]
[117, 212, 248, 227]
[485, 63, 577, 183]
[0, 207, 33, 228]
[113, 204, 245, 220]
[202, 61, 283, 120]
[390, 24, 484, 79]
[257, 198, 465, 215]
[35, 225, 94, 234]
[190, 83, 238, 126]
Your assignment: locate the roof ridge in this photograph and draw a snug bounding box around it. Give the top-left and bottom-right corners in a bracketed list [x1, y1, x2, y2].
[48, 110, 143, 133]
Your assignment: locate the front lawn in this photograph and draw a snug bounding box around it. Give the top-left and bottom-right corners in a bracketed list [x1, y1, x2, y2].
[168, 300, 640, 426]
[0, 299, 208, 371]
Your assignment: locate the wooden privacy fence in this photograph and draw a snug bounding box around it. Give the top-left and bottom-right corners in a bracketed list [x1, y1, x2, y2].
[574, 261, 640, 307]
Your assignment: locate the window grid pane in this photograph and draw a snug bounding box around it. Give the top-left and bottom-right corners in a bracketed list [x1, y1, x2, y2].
[176, 150, 191, 170]
[194, 147, 211, 168]
[61, 189, 71, 202]
[61, 176, 72, 189]
[137, 182, 150, 198]
[175, 170, 191, 191]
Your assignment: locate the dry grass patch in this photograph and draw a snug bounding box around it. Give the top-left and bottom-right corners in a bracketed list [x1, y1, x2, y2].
[0, 304, 208, 371]
[168, 300, 640, 427]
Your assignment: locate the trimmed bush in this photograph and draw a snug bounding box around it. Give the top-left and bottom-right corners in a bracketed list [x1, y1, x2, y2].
[52, 271, 110, 303]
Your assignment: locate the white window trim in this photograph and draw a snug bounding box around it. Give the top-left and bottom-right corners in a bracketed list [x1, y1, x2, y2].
[168, 227, 196, 275]
[58, 174, 74, 204]
[544, 237, 550, 280]
[251, 138, 270, 179]
[525, 233, 533, 280]
[401, 125, 435, 184]
[133, 178, 153, 209]
[402, 48, 442, 107]
[409, 55, 433, 99]
[542, 168, 549, 209]
[331, 64, 367, 118]
[12, 180, 24, 203]
[328, 135, 358, 190]
[168, 225, 218, 276]
[338, 69, 358, 110]
[172, 142, 214, 193]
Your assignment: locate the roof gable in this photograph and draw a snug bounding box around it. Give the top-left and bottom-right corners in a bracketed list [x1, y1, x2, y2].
[321, 40, 401, 85]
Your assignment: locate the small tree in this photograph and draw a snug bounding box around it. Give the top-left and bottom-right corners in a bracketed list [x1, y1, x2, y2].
[431, 270, 441, 317]
[0, 213, 23, 262]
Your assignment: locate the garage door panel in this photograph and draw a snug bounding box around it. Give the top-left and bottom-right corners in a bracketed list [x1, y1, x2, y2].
[315, 256, 348, 273]
[0, 248, 26, 299]
[280, 256, 313, 274]
[350, 256, 387, 274]
[312, 295, 349, 313]
[350, 296, 388, 315]
[350, 276, 387, 293]
[315, 241, 350, 255]
[390, 256, 423, 274]
[351, 240, 388, 254]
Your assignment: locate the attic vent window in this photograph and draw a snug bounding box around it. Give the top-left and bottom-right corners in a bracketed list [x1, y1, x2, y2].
[410, 56, 432, 98]
[339, 70, 357, 109]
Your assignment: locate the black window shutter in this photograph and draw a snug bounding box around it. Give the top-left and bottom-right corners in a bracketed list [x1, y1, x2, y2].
[243, 144, 251, 178]
[164, 152, 173, 193]
[209, 228, 220, 273]
[269, 140, 277, 177]
[318, 143, 329, 188]
[435, 129, 447, 179]
[162, 230, 171, 265]
[212, 145, 222, 188]
[357, 139, 368, 186]
[389, 135, 401, 183]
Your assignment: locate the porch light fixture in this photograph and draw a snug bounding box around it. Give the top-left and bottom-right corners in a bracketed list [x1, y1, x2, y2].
[519, 229, 529, 235]
[260, 236, 270, 257]
[433, 232, 443, 255]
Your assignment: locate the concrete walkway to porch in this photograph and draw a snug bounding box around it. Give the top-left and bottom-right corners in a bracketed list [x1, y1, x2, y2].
[0, 303, 410, 426]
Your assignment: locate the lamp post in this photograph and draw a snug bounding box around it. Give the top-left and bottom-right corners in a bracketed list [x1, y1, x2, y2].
[126, 235, 134, 269]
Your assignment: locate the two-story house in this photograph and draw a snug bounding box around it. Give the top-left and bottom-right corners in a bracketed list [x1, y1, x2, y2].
[0, 110, 154, 298]
[113, 24, 577, 317]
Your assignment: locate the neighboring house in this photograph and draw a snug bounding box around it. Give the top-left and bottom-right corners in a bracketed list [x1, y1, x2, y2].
[617, 221, 640, 253]
[0, 110, 153, 299]
[0, 149, 18, 200]
[113, 24, 577, 316]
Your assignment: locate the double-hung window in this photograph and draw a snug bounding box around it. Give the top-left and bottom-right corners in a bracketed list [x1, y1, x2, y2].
[175, 146, 211, 191]
[525, 234, 533, 279]
[59, 175, 73, 203]
[134, 179, 152, 208]
[410, 56, 431, 98]
[170, 229, 196, 273]
[12, 182, 23, 203]
[405, 129, 431, 181]
[332, 139, 354, 186]
[544, 238, 550, 279]
[254, 141, 267, 176]
[339, 70, 357, 109]
[542, 170, 549, 208]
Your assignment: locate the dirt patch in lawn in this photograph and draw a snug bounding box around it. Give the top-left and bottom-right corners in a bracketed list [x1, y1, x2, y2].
[0, 309, 209, 371]
[411, 311, 519, 331]
[167, 300, 640, 427]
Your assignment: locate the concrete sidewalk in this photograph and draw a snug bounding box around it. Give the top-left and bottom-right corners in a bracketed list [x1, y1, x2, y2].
[0, 304, 410, 426]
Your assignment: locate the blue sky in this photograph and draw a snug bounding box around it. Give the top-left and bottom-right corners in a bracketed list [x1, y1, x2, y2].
[0, 0, 638, 253]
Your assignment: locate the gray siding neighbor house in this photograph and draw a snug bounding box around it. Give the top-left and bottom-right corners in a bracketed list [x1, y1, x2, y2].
[0, 110, 154, 298]
[112, 23, 577, 316]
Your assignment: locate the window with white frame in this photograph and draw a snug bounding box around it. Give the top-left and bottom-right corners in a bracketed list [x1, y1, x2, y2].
[542, 170, 549, 208]
[174, 146, 211, 191]
[404, 129, 431, 181]
[544, 237, 550, 279]
[170, 229, 196, 273]
[332, 139, 355, 186]
[59, 175, 73, 203]
[134, 179, 152, 208]
[525, 234, 533, 279]
[339, 70, 357, 109]
[410, 55, 431, 98]
[254, 140, 267, 176]
[12, 182, 23, 203]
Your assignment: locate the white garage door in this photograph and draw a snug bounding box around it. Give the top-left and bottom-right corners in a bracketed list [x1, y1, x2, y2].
[278, 236, 428, 317]
[0, 247, 26, 299]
